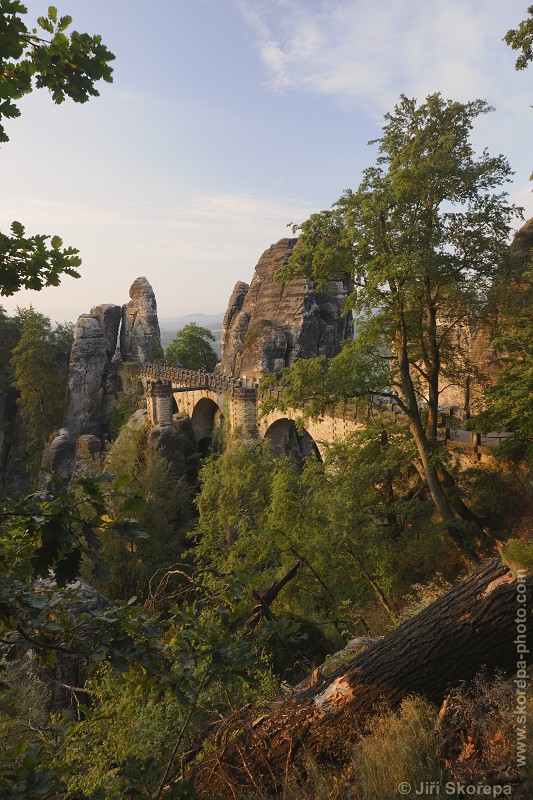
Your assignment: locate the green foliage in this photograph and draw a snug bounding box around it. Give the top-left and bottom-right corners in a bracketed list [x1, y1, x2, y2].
[56, 664, 190, 797]
[458, 465, 519, 522]
[50, 318, 74, 360]
[0, 476, 172, 739]
[0, 596, 284, 798]
[0, 305, 22, 390]
[273, 93, 521, 548]
[194, 431, 460, 641]
[283, 94, 519, 406]
[194, 440, 278, 565]
[88, 421, 195, 601]
[0, 220, 82, 296]
[0, 568, 289, 800]
[0, 474, 189, 796]
[505, 5, 533, 70]
[0, 0, 115, 144]
[260, 336, 392, 423]
[0, 1, 114, 296]
[10, 306, 67, 468]
[108, 361, 145, 436]
[150, 338, 165, 365]
[57, 581, 286, 798]
[165, 323, 218, 371]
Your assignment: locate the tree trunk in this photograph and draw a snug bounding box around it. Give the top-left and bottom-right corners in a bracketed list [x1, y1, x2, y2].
[187, 560, 531, 798]
[395, 326, 479, 566]
[423, 283, 440, 441]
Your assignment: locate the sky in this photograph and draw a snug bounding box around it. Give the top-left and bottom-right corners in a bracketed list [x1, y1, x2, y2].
[1, 0, 532, 323]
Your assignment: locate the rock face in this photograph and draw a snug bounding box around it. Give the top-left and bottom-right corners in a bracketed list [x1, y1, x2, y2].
[42, 279, 162, 486]
[220, 239, 353, 378]
[63, 280, 162, 441]
[39, 431, 103, 490]
[120, 277, 161, 363]
[64, 314, 114, 437]
[90, 303, 122, 359]
[509, 217, 533, 267]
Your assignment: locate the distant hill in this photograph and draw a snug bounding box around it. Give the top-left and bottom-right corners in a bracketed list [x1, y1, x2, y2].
[159, 313, 224, 354]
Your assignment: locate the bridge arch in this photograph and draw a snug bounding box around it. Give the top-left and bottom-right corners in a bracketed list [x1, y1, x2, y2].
[264, 418, 322, 462]
[191, 397, 224, 455]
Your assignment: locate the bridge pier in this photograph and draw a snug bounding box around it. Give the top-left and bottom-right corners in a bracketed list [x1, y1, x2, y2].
[229, 387, 260, 442]
[147, 380, 173, 426]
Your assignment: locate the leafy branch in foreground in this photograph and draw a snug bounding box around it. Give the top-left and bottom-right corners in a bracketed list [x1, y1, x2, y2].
[0, 475, 163, 670]
[504, 4, 533, 70]
[0, 1, 115, 144]
[0, 221, 81, 296]
[0, 1, 115, 296]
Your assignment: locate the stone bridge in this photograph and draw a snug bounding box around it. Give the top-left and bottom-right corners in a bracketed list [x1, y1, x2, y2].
[142, 365, 510, 463]
[143, 364, 365, 459]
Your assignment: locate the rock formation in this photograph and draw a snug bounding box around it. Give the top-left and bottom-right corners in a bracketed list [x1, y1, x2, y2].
[41, 278, 163, 486]
[220, 238, 353, 378]
[120, 277, 161, 363]
[509, 216, 533, 267]
[64, 311, 119, 438]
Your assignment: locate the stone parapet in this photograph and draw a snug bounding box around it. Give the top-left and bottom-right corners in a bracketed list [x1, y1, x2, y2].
[143, 364, 260, 397]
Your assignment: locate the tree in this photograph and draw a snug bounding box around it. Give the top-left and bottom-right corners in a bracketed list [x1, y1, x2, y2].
[11, 307, 66, 468]
[505, 5, 533, 70]
[0, 305, 22, 390]
[194, 432, 459, 641]
[0, 2, 115, 296]
[270, 94, 521, 561]
[50, 319, 74, 360]
[92, 421, 195, 601]
[165, 323, 218, 371]
[0, 474, 296, 799]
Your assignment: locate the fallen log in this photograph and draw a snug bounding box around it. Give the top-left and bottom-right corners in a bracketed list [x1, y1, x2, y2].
[188, 559, 531, 798]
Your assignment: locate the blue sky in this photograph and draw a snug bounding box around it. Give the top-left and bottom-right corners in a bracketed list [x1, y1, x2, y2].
[1, 0, 532, 322]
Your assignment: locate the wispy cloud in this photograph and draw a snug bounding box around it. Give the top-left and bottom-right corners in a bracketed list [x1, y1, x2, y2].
[235, 0, 526, 113]
[169, 191, 312, 230]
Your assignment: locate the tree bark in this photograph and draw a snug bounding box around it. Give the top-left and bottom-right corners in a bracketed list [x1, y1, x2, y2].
[424, 280, 440, 441]
[394, 326, 479, 566]
[187, 559, 531, 798]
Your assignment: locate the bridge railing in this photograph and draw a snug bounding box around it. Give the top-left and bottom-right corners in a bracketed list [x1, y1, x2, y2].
[142, 364, 261, 394]
[142, 365, 513, 451]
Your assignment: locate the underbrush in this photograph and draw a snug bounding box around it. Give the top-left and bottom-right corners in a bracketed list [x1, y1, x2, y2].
[243, 673, 532, 800]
